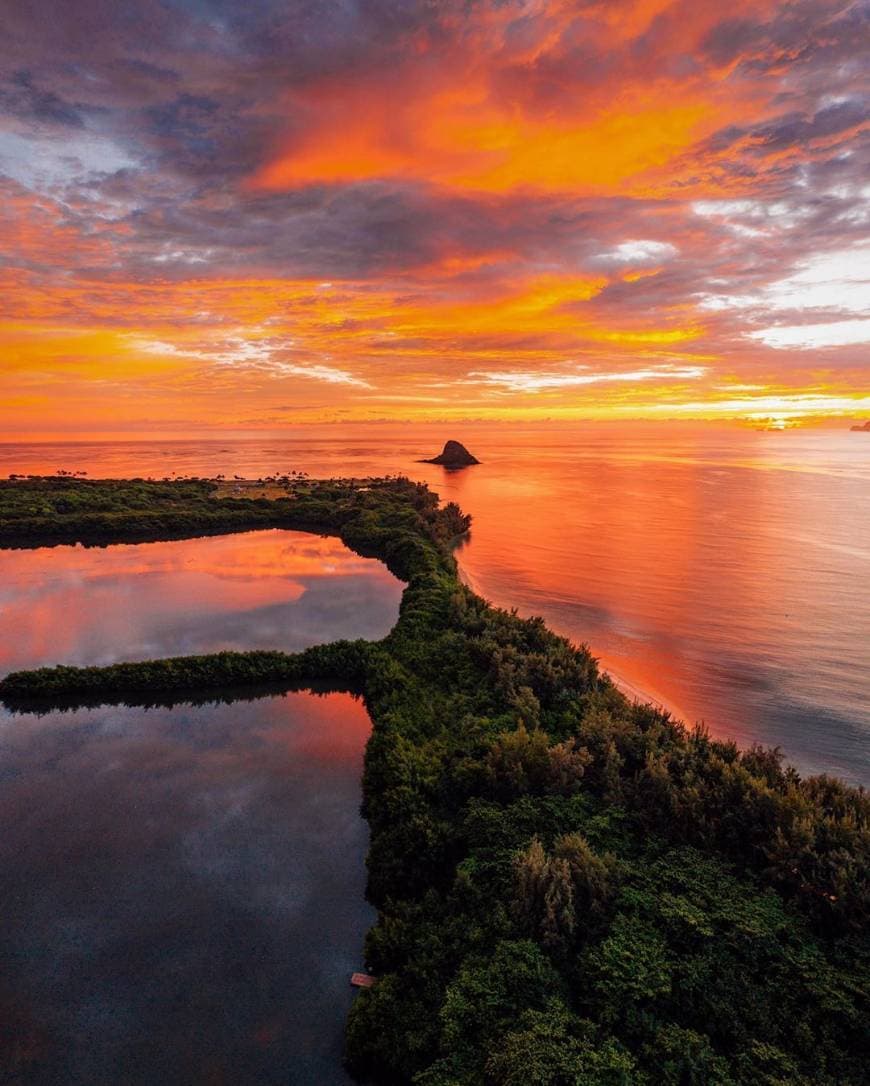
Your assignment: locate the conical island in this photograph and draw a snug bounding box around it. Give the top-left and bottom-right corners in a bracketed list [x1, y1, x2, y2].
[419, 440, 480, 467]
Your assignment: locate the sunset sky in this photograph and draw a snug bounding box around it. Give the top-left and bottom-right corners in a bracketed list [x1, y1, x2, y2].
[2, 0, 868, 434]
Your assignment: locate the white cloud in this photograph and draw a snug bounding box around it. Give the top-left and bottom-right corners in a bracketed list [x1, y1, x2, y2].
[595, 240, 678, 265]
[0, 129, 136, 189]
[271, 361, 371, 386]
[691, 199, 812, 235]
[129, 335, 371, 386]
[747, 320, 870, 349]
[469, 364, 706, 393]
[697, 246, 870, 342]
[693, 200, 758, 217]
[151, 247, 213, 265]
[762, 247, 870, 314]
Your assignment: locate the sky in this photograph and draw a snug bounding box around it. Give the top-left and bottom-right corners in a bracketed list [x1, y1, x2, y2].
[1, 0, 868, 435]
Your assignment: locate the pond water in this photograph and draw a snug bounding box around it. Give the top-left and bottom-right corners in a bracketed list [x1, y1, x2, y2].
[0, 528, 403, 675]
[0, 690, 373, 1085]
[0, 528, 401, 1082]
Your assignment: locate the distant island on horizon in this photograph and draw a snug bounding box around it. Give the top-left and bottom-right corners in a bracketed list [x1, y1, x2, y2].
[419, 439, 480, 467]
[850, 420, 870, 432]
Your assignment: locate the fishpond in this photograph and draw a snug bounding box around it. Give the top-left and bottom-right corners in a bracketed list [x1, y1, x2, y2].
[0, 528, 402, 1083]
[0, 691, 374, 1085]
[0, 528, 403, 674]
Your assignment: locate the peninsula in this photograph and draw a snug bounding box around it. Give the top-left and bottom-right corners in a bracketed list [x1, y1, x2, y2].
[0, 475, 866, 1085]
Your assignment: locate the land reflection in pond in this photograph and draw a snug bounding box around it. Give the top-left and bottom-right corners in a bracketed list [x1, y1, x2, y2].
[0, 528, 403, 674]
[0, 690, 373, 1085]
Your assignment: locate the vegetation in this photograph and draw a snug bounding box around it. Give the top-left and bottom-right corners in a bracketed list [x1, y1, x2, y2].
[0, 474, 467, 560]
[1, 476, 867, 1084]
[0, 642, 373, 703]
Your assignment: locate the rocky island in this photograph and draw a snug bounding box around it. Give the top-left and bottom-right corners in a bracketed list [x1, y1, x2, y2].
[419, 439, 480, 467]
[850, 420, 870, 431]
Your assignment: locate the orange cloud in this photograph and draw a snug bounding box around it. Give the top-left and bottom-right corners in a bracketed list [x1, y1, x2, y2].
[3, 0, 867, 433]
[254, 80, 720, 197]
[250, 0, 778, 199]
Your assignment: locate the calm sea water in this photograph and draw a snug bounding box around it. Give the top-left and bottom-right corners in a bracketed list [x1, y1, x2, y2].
[2, 424, 866, 785]
[0, 691, 374, 1084]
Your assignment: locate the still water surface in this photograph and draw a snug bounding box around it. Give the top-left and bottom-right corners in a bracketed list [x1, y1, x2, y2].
[0, 529, 403, 673]
[0, 691, 373, 1084]
[0, 530, 400, 1083]
[3, 424, 865, 784]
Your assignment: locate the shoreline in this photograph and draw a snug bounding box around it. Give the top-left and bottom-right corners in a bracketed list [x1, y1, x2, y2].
[455, 559, 690, 725]
[596, 660, 687, 721]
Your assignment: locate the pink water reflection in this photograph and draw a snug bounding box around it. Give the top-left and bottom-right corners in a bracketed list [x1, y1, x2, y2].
[0, 529, 403, 674]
